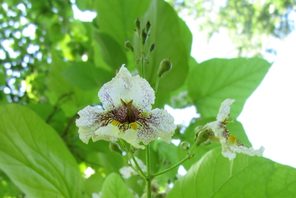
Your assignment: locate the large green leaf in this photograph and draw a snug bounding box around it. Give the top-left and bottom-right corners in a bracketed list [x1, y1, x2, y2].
[101, 173, 133, 198]
[143, 0, 192, 106]
[188, 58, 270, 118]
[46, 56, 101, 116]
[62, 61, 112, 90]
[0, 105, 82, 198]
[168, 149, 296, 198]
[93, 0, 150, 72]
[92, 32, 128, 70]
[94, 0, 150, 48]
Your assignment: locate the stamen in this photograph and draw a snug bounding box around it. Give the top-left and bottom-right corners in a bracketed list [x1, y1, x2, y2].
[228, 135, 237, 144]
[130, 122, 138, 130]
[111, 120, 121, 126]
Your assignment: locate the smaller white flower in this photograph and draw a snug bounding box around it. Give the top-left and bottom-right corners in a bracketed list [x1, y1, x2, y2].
[119, 157, 146, 179]
[119, 166, 135, 179]
[92, 192, 101, 198]
[204, 99, 264, 160]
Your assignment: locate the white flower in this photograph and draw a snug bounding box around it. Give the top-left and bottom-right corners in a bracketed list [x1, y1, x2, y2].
[76, 66, 176, 148]
[92, 192, 101, 198]
[120, 157, 147, 179]
[205, 99, 264, 160]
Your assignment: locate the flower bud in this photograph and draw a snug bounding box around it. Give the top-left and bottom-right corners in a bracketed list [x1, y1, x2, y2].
[180, 141, 190, 150]
[195, 126, 212, 146]
[136, 18, 141, 31]
[124, 40, 134, 52]
[150, 43, 155, 52]
[146, 21, 151, 31]
[109, 142, 121, 153]
[142, 30, 147, 44]
[158, 59, 172, 78]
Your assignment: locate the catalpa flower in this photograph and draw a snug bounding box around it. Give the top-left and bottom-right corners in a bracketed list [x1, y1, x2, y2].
[204, 99, 264, 160]
[76, 66, 176, 149]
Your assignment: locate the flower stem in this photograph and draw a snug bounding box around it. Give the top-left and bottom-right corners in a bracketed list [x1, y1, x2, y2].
[130, 154, 146, 180]
[152, 146, 196, 178]
[152, 154, 192, 178]
[146, 144, 152, 198]
[118, 141, 146, 180]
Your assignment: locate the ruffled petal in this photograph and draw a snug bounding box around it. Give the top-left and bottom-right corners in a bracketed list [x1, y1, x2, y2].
[98, 66, 155, 111]
[76, 105, 103, 127]
[120, 129, 144, 149]
[93, 124, 120, 142]
[78, 128, 95, 144]
[205, 121, 224, 137]
[222, 144, 264, 160]
[76, 105, 103, 143]
[137, 109, 176, 144]
[216, 98, 235, 122]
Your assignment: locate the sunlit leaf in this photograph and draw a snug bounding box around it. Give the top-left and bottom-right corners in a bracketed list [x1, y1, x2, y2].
[143, 0, 192, 106]
[168, 149, 296, 198]
[101, 173, 133, 198]
[0, 105, 82, 198]
[62, 61, 112, 90]
[188, 58, 271, 118]
[92, 32, 128, 70]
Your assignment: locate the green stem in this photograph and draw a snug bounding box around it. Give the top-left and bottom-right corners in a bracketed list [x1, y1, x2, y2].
[130, 154, 146, 180]
[119, 141, 146, 180]
[152, 145, 196, 178]
[152, 154, 192, 178]
[146, 144, 152, 198]
[154, 77, 160, 94]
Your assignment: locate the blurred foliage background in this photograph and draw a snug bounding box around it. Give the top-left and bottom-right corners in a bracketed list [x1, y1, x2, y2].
[168, 0, 296, 56]
[1, 0, 295, 103]
[0, 0, 295, 197]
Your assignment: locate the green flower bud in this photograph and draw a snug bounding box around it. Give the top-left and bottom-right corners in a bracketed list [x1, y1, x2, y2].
[195, 126, 212, 146]
[146, 21, 151, 31]
[180, 141, 190, 150]
[158, 59, 172, 78]
[136, 18, 141, 30]
[150, 43, 155, 52]
[124, 40, 134, 52]
[109, 142, 121, 153]
[142, 30, 147, 44]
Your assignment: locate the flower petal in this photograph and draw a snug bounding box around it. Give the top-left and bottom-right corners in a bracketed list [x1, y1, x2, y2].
[98, 66, 155, 111]
[119, 166, 136, 179]
[205, 121, 224, 137]
[216, 98, 235, 122]
[221, 139, 264, 160]
[78, 128, 95, 144]
[230, 145, 264, 157]
[121, 129, 144, 149]
[76, 105, 103, 143]
[137, 109, 176, 144]
[93, 124, 120, 142]
[76, 105, 103, 127]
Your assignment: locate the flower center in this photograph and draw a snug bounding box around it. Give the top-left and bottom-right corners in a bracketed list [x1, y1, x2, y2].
[97, 100, 150, 132]
[105, 99, 144, 131]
